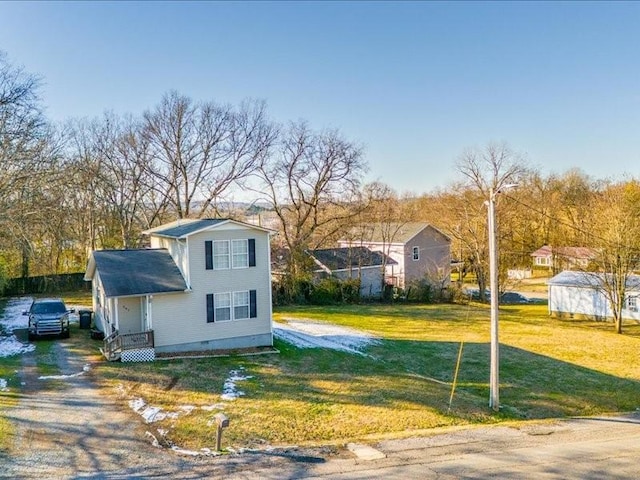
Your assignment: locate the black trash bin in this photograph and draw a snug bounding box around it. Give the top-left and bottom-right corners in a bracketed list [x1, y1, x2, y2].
[79, 310, 92, 329]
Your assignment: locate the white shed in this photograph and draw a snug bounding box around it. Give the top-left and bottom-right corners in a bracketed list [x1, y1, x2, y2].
[548, 270, 640, 321]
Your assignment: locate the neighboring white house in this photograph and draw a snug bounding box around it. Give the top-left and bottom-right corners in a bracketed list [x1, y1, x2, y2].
[84, 218, 274, 362]
[308, 246, 397, 298]
[548, 270, 640, 322]
[338, 222, 451, 289]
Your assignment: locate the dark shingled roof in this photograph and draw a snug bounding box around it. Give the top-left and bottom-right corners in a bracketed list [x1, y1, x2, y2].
[93, 249, 187, 297]
[151, 219, 228, 238]
[310, 247, 397, 271]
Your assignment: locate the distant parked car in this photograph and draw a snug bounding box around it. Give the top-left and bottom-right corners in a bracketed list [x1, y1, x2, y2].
[464, 289, 532, 304]
[24, 298, 71, 340]
[464, 288, 490, 301]
[499, 292, 532, 304]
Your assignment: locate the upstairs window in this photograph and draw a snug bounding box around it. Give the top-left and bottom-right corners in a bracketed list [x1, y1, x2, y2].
[206, 238, 256, 270]
[232, 240, 249, 268]
[213, 240, 230, 269]
[412, 246, 420, 261]
[535, 256, 550, 266]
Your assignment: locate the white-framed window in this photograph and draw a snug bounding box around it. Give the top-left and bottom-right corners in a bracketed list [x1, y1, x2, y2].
[412, 246, 420, 261]
[627, 295, 638, 312]
[232, 239, 249, 268]
[207, 290, 256, 323]
[535, 256, 550, 266]
[214, 292, 232, 321]
[233, 291, 250, 319]
[213, 240, 230, 270]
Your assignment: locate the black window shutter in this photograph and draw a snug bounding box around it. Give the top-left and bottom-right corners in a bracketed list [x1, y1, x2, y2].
[249, 290, 257, 318]
[206, 294, 215, 323]
[248, 239, 256, 267]
[205, 241, 213, 270]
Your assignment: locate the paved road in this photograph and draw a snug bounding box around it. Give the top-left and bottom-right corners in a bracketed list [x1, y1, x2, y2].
[228, 415, 640, 479]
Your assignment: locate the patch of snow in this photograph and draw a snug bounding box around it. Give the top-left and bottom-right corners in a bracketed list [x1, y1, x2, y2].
[273, 319, 380, 356]
[0, 297, 33, 334]
[0, 336, 35, 358]
[38, 364, 90, 380]
[0, 378, 8, 391]
[129, 397, 146, 412]
[201, 403, 226, 411]
[38, 370, 86, 380]
[179, 405, 196, 414]
[170, 446, 202, 456]
[0, 297, 36, 358]
[141, 406, 166, 423]
[145, 431, 161, 448]
[129, 397, 189, 423]
[221, 368, 253, 401]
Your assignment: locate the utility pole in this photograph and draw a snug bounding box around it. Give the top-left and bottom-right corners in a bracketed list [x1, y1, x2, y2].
[487, 184, 518, 412]
[488, 188, 499, 411]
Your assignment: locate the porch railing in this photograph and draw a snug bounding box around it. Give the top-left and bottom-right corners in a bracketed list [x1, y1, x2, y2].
[103, 330, 154, 361]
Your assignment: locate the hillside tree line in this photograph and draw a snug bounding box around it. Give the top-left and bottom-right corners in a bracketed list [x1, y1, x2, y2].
[2, 52, 640, 332]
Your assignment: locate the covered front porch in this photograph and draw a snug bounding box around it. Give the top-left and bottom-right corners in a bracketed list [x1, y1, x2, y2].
[100, 294, 156, 362]
[102, 329, 155, 362]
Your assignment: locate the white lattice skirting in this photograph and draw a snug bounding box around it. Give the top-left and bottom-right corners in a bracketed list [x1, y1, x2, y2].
[121, 348, 155, 363]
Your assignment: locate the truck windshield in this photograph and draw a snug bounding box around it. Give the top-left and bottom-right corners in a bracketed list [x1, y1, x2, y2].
[31, 302, 66, 314]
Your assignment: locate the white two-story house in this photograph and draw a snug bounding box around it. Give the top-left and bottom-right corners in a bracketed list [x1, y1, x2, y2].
[84, 218, 274, 362]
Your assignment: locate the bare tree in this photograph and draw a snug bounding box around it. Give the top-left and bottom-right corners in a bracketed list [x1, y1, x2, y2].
[257, 121, 366, 296]
[0, 52, 62, 283]
[584, 180, 640, 333]
[143, 91, 276, 218]
[454, 143, 528, 299]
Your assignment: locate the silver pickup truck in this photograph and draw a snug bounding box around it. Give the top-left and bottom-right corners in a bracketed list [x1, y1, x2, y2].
[25, 298, 71, 340]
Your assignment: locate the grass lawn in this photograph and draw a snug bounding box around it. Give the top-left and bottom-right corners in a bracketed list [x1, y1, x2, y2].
[60, 301, 640, 451]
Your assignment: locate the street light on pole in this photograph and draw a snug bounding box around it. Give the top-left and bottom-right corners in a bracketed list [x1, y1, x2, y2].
[487, 183, 518, 412]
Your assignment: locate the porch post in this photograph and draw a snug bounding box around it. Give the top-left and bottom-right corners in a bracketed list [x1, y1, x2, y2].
[114, 297, 119, 330]
[148, 295, 153, 330]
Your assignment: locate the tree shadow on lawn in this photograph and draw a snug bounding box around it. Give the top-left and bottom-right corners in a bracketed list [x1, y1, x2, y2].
[266, 338, 640, 421]
[100, 337, 640, 446]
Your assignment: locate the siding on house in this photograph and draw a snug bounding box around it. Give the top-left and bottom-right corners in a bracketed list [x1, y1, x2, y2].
[151, 237, 190, 287]
[86, 218, 274, 355]
[339, 223, 451, 289]
[548, 270, 640, 321]
[402, 226, 451, 287]
[150, 224, 273, 353]
[327, 266, 385, 297]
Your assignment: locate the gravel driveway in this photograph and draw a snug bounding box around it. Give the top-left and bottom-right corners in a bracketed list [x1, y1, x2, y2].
[1, 337, 328, 479]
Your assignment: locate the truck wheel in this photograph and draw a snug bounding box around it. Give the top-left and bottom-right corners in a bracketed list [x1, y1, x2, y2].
[28, 332, 36, 341]
[62, 330, 70, 339]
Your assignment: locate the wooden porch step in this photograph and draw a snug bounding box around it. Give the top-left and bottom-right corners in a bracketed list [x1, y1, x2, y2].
[99, 347, 121, 362]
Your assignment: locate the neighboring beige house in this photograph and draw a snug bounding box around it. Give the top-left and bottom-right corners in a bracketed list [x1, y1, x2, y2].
[308, 246, 397, 298]
[84, 219, 274, 362]
[338, 222, 451, 289]
[531, 245, 598, 271]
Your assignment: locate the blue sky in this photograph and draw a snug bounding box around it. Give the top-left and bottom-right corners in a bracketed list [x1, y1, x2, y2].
[1, 1, 638, 195]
